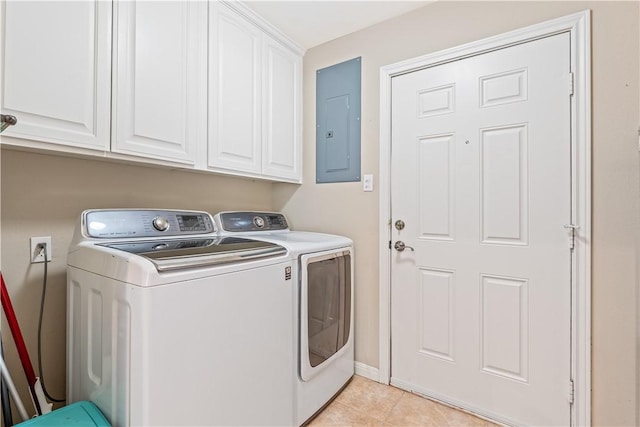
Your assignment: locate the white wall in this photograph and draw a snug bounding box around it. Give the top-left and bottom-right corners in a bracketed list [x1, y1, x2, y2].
[637, 4, 640, 425]
[0, 149, 274, 417]
[274, 1, 640, 425]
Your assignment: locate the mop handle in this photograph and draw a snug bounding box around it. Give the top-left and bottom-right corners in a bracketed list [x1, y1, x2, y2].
[0, 272, 42, 415]
[0, 355, 29, 421]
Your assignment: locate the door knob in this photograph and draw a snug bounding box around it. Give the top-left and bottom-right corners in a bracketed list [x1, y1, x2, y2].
[394, 241, 414, 252]
[394, 220, 405, 230]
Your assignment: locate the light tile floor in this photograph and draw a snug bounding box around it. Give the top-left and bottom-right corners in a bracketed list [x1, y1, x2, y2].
[308, 375, 499, 427]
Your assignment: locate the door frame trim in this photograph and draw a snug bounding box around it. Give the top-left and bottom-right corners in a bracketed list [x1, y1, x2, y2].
[378, 11, 591, 426]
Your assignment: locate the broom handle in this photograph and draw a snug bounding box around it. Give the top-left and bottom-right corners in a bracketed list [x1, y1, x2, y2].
[1, 272, 42, 415]
[0, 354, 29, 421]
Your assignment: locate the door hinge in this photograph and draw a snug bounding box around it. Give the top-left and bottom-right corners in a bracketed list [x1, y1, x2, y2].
[568, 72, 575, 96]
[568, 379, 575, 404]
[564, 224, 579, 249]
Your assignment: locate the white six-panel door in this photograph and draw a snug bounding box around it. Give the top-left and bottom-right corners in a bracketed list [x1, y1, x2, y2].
[391, 33, 572, 426]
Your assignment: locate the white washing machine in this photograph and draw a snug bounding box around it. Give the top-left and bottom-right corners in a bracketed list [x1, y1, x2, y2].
[66, 209, 297, 426]
[213, 211, 354, 426]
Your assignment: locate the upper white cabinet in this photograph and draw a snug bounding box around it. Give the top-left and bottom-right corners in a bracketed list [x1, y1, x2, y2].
[208, 3, 303, 182]
[208, 4, 262, 173]
[1, 1, 303, 182]
[1, 1, 111, 150]
[111, 1, 207, 164]
[262, 35, 302, 181]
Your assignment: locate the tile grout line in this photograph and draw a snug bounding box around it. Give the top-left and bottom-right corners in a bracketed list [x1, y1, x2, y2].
[337, 377, 407, 425]
[341, 399, 385, 425]
[330, 380, 378, 423]
[381, 389, 407, 425]
[341, 391, 388, 424]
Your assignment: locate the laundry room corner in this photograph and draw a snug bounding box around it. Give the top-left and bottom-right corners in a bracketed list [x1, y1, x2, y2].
[0, 0, 638, 425]
[0, 149, 276, 418]
[273, 50, 381, 372]
[275, 1, 639, 425]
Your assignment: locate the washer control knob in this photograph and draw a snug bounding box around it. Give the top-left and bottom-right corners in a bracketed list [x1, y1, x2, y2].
[253, 216, 265, 229]
[152, 216, 170, 232]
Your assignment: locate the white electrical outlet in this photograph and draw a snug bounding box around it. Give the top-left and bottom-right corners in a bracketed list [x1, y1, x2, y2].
[363, 174, 374, 192]
[30, 236, 52, 263]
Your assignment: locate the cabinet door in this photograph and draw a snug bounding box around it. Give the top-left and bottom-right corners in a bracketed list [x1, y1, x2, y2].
[112, 1, 206, 164]
[208, 3, 262, 174]
[262, 36, 302, 181]
[1, 1, 111, 150]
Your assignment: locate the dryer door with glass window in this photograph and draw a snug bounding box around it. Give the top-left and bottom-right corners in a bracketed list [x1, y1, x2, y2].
[300, 248, 353, 381]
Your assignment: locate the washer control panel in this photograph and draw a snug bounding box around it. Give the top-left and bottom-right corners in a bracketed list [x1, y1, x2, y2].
[83, 209, 216, 238]
[216, 212, 289, 232]
[152, 216, 170, 231]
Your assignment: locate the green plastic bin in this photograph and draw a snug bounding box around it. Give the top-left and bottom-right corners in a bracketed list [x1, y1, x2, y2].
[15, 401, 110, 427]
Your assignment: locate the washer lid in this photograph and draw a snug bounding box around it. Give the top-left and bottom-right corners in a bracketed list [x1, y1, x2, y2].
[99, 237, 286, 272]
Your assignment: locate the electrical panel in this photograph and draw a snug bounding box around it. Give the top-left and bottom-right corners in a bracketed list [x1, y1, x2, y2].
[316, 57, 361, 183]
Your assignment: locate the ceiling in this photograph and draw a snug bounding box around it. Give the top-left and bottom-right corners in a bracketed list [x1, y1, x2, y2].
[243, 1, 432, 50]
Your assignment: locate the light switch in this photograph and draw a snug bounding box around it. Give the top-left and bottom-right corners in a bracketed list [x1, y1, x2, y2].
[363, 174, 374, 192]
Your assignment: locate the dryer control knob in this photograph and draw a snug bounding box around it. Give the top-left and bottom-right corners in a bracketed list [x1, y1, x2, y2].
[253, 216, 265, 228]
[152, 216, 170, 232]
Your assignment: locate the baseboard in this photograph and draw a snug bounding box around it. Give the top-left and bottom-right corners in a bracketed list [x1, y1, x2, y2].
[354, 362, 379, 381]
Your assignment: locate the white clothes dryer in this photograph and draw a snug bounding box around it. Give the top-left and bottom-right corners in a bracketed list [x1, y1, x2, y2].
[66, 209, 297, 426]
[213, 211, 355, 426]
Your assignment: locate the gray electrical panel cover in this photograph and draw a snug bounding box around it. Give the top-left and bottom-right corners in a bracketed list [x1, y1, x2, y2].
[316, 57, 361, 183]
